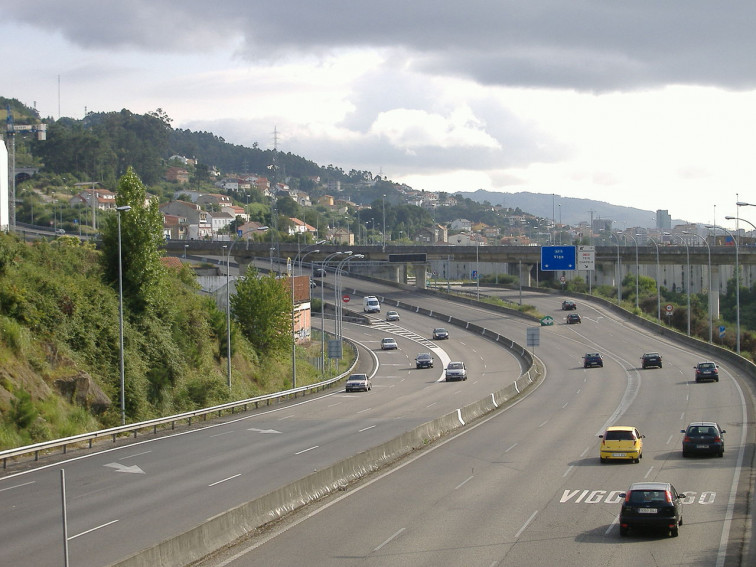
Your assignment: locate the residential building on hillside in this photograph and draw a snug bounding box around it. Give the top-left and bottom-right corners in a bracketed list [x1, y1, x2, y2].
[450, 218, 473, 231]
[165, 167, 190, 184]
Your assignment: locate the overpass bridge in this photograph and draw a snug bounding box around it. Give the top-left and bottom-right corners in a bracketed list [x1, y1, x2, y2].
[165, 240, 755, 302]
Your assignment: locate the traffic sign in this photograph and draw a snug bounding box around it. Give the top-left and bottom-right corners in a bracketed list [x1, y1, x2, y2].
[577, 245, 595, 271]
[540, 246, 576, 271]
[471, 270, 478, 280]
[527, 326, 541, 346]
[540, 315, 554, 326]
[719, 325, 726, 338]
[665, 304, 674, 313]
[342, 294, 350, 303]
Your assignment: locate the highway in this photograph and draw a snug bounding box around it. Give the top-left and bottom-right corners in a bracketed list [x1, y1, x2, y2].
[0, 283, 523, 567]
[196, 282, 754, 567]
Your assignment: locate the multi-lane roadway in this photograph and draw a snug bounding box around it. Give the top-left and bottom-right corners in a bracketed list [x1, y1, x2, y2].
[0, 283, 522, 567]
[198, 280, 754, 567]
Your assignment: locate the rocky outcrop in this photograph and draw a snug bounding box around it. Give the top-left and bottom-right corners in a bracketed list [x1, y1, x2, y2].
[54, 372, 112, 415]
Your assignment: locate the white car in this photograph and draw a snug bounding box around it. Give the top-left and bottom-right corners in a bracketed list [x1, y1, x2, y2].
[380, 338, 398, 350]
[386, 311, 400, 321]
[445, 361, 467, 381]
[345, 373, 372, 392]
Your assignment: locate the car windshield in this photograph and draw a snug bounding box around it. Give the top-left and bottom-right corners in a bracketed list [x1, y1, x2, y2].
[417, 354, 430, 360]
[448, 362, 463, 369]
[436, 328, 446, 333]
[699, 362, 715, 369]
[628, 490, 667, 505]
[644, 353, 659, 357]
[605, 430, 635, 441]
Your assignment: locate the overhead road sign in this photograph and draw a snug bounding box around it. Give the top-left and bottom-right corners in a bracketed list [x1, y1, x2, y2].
[389, 253, 427, 263]
[540, 246, 576, 271]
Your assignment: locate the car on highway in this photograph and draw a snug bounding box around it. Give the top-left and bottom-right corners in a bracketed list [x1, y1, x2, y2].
[599, 426, 644, 463]
[55, 228, 66, 235]
[345, 373, 372, 392]
[694, 361, 719, 382]
[445, 361, 467, 381]
[380, 337, 398, 350]
[641, 352, 662, 369]
[415, 353, 434, 369]
[561, 300, 577, 310]
[312, 267, 327, 277]
[619, 482, 685, 537]
[583, 353, 603, 368]
[566, 313, 581, 324]
[386, 310, 400, 321]
[432, 327, 449, 340]
[681, 422, 726, 457]
[309, 278, 317, 288]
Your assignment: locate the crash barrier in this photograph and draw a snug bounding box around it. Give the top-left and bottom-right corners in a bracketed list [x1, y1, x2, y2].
[0, 339, 359, 470]
[109, 362, 543, 567]
[109, 288, 539, 565]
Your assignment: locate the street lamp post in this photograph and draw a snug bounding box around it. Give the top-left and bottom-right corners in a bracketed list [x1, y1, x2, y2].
[335, 254, 362, 342]
[116, 205, 131, 426]
[321, 251, 346, 371]
[668, 232, 691, 336]
[684, 230, 712, 343]
[646, 236, 662, 322]
[291, 246, 321, 389]
[476, 241, 480, 301]
[721, 219, 746, 354]
[225, 227, 269, 390]
[626, 233, 639, 310]
[382, 194, 386, 252]
[609, 232, 621, 304]
[183, 244, 188, 258]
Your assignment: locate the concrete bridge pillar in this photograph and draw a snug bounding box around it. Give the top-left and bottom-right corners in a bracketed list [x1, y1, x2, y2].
[415, 268, 428, 289]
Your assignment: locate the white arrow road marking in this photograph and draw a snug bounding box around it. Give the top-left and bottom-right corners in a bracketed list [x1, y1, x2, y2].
[247, 428, 282, 434]
[104, 463, 145, 474]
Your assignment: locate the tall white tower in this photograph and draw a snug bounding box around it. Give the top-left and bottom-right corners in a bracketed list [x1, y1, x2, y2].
[0, 139, 8, 232]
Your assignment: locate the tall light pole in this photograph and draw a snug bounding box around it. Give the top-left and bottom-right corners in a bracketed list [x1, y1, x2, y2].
[667, 232, 691, 336]
[476, 240, 480, 300]
[626, 232, 639, 309]
[335, 253, 361, 342]
[721, 219, 745, 354]
[116, 205, 131, 426]
[291, 246, 321, 389]
[646, 236, 661, 322]
[684, 230, 712, 343]
[321, 251, 346, 371]
[382, 194, 387, 252]
[225, 227, 269, 390]
[609, 232, 621, 304]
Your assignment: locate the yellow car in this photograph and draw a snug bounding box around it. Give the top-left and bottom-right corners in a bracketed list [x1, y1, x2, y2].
[599, 426, 644, 463]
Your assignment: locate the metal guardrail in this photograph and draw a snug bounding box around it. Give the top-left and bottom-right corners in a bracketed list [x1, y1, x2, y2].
[1, 340, 359, 470]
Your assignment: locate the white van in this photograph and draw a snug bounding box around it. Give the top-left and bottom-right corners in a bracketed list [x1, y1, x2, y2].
[363, 296, 381, 313]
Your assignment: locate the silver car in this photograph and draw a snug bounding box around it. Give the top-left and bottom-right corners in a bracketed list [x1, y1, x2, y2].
[345, 373, 372, 392]
[445, 361, 467, 381]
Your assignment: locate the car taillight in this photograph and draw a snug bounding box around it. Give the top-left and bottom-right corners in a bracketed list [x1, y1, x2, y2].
[624, 492, 632, 503]
[665, 490, 672, 503]
[683, 436, 691, 442]
[714, 436, 721, 442]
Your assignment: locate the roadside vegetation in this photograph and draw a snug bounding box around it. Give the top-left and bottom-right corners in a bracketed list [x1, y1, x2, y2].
[0, 170, 339, 451]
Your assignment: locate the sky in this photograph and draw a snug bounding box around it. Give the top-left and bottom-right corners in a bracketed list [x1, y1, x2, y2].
[5, 1, 756, 228]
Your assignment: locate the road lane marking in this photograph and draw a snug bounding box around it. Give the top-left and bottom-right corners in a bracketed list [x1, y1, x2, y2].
[604, 516, 619, 535]
[505, 443, 518, 452]
[455, 476, 474, 490]
[0, 481, 35, 493]
[515, 511, 538, 538]
[123, 451, 151, 459]
[295, 446, 319, 455]
[580, 446, 590, 457]
[209, 474, 241, 487]
[538, 420, 549, 428]
[69, 519, 119, 540]
[210, 430, 236, 438]
[563, 466, 574, 477]
[359, 425, 376, 432]
[644, 466, 654, 479]
[562, 402, 569, 408]
[666, 434, 674, 445]
[374, 528, 406, 552]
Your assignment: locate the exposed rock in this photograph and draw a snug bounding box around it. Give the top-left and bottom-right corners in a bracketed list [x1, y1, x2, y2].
[54, 372, 112, 415]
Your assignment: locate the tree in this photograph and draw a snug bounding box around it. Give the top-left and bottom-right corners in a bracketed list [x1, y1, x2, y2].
[101, 167, 168, 314]
[231, 268, 291, 354]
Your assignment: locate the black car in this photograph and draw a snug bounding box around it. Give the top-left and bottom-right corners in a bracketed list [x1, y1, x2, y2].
[583, 353, 603, 368]
[432, 328, 449, 340]
[566, 313, 581, 324]
[641, 352, 662, 369]
[694, 361, 719, 382]
[415, 353, 434, 369]
[562, 300, 577, 310]
[681, 422, 725, 457]
[619, 482, 685, 537]
[312, 267, 327, 277]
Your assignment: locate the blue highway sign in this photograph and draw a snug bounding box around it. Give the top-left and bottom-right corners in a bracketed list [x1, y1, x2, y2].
[540, 245, 576, 271]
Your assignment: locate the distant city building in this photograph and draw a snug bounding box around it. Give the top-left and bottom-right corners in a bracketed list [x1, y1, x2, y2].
[656, 209, 672, 231]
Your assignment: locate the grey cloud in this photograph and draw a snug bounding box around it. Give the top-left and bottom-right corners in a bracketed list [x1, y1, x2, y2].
[8, 1, 756, 91]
